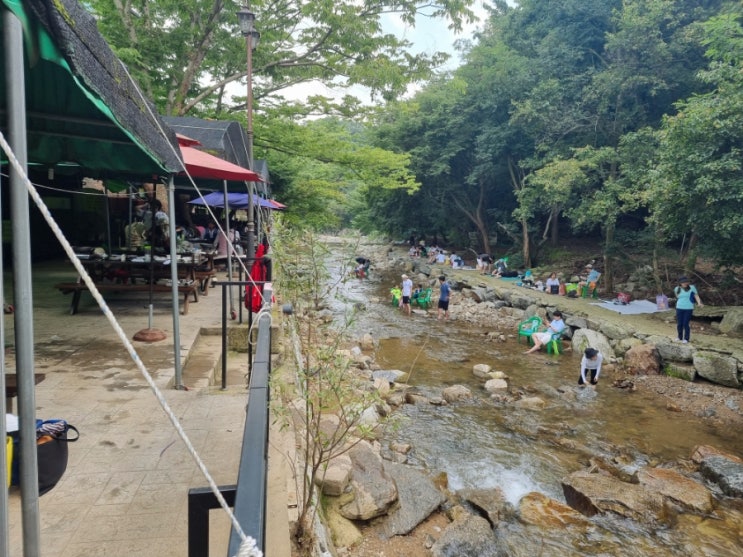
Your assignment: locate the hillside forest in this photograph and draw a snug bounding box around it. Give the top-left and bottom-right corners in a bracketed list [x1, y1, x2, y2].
[87, 0, 743, 292]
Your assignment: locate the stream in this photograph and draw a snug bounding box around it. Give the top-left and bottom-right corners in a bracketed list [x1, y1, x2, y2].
[326, 250, 743, 556]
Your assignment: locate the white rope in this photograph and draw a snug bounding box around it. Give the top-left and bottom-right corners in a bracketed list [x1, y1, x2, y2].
[0, 132, 262, 557]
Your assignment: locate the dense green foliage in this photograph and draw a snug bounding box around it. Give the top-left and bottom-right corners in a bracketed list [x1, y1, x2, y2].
[86, 0, 466, 226]
[88, 0, 743, 281]
[364, 0, 743, 287]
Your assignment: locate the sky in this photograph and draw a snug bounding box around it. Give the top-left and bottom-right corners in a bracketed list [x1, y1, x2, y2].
[280, 1, 490, 104]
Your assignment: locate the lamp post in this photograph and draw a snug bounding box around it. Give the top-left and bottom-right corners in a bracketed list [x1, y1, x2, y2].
[236, 6, 260, 263]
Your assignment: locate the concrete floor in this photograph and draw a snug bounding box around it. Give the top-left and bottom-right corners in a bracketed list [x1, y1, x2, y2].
[5, 260, 291, 557]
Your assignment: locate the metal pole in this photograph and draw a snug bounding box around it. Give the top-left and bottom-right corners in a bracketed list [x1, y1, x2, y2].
[167, 177, 183, 388]
[127, 186, 133, 249]
[221, 283, 228, 390]
[0, 153, 9, 557]
[5, 10, 41, 555]
[103, 182, 112, 252]
[224, 181, 234, 317]
[245, 20, 255, 265]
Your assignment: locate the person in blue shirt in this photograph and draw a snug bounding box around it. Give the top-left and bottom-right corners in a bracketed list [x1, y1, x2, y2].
[578, 264, 600, 291]
[674, 276, 704, 343]
[437, 275, 451, 320]
[525, 311, 565, 354]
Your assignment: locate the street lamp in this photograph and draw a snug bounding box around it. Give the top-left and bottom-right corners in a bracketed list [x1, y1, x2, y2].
[236, 5, 260, 262]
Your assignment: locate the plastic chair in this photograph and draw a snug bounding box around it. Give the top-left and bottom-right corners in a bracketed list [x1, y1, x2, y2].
[545, 330, 564, 354]
[412, 288, 433, 309]
[581, 273, 601, 298]
[518, 316, 542, 344]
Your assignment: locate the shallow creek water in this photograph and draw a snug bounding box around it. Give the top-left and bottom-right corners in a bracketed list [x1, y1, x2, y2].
[327, 255, 743, 556]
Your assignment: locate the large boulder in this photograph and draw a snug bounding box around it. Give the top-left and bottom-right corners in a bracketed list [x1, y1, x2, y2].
[561, 471, 665, 522]
[693, 351, 740, 388]
[458, 488, 508, 526]
[431, 514, 501, 557]
[637, 467, 713, 513]
[381, 462, 445, 537]
[339, 441, 398, 520]
[518, 492, 592, 529]
[325, 497, 363, 549]
[691, 445, 743, 465]
[663, 362, 696, 381]
[565, 315, 588, 330]
[600, 321, 635, 340]
[571, 329, 615, 359]
[719, 307, 743, 335]
[645, 335, 694, 362]
[624, 344, 661, 375]
[699, 456, 743, 498]
[316, 454, 352, 496]
[509, 292, 537, 310]
[615, 337, 644, 357]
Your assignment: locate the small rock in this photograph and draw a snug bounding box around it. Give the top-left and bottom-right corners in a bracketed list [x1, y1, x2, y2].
[442, 385, 473, 403]
[484, 378, 508, 393]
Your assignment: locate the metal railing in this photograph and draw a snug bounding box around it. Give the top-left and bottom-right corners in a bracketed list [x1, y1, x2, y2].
[187, 283, 273, 557]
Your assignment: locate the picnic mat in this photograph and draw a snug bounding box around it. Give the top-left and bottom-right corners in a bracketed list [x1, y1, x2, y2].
[591, 299, 664, 315]
[499, 276, 521, 282]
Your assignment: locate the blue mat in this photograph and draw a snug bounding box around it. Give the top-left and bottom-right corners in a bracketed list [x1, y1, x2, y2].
[499, 277, 521, 282]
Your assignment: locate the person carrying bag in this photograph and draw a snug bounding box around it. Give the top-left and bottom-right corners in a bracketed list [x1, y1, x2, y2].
[674, 276, 704, 344]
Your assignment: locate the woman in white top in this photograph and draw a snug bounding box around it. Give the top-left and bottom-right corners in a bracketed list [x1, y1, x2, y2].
[546, 272, 560, 294]
[579, 348, 603, 386]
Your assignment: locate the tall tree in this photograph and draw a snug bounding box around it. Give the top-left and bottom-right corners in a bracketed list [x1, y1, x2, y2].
[88, 0, 475, 117]
[649, 9, 743, 269]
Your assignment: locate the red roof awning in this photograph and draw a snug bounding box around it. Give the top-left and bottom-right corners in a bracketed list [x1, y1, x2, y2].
[175, 133, 201, 147]
[179, 145, 262, 182]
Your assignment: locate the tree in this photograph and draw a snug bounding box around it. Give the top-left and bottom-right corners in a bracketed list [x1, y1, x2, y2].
[649, 9, 743, 269]
[87, 0, 476, 117]
[264, 116, 419, 230]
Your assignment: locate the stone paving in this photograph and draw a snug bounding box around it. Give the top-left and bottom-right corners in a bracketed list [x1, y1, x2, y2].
[5, 261, 291, 557]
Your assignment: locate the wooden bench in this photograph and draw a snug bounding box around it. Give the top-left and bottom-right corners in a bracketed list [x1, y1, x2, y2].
[194, 269, 216, 294]
[55, 282, 199, 315]
[5, 373, 46, 413]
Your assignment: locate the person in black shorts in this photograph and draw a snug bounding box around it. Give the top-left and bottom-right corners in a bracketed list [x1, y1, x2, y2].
[437, 275, 451, 320]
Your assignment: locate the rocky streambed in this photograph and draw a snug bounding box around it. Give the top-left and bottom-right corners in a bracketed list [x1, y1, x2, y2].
[299, 240, 743, 556]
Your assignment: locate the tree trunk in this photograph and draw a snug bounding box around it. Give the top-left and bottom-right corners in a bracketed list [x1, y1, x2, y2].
[521, 218, 531, 267]
[684, 232, 698, 275]
[603, 222, 615, 294]
[476, 219, 490, 255]
[652, 225, 663, 293]
[550, 206, 559, 245]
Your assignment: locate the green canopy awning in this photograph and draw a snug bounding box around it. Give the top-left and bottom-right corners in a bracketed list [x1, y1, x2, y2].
[0, 0, 182, 177]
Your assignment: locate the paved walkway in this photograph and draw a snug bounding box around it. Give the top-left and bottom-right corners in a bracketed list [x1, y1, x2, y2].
[5, 261, 291, 557]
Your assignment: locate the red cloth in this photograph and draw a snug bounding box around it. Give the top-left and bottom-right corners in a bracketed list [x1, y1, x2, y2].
[245, 244, 267, 313]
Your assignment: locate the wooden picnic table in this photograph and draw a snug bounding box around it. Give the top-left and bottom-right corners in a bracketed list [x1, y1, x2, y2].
[54, 256, 201, 315]
[4, 373, 46, 413]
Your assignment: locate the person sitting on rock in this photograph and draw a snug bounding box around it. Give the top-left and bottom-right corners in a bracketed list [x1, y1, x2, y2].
[546, 272, 561, 294]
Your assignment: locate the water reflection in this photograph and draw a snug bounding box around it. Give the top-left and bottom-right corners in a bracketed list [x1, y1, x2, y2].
[326, 251, 743, 555]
